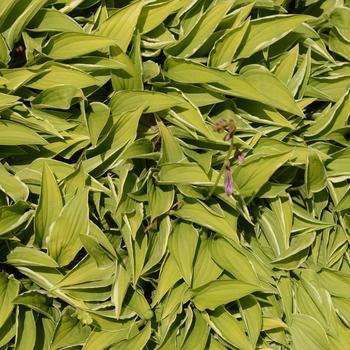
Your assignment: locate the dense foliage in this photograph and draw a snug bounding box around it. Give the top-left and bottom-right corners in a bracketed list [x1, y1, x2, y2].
[0, 0, 350, 349]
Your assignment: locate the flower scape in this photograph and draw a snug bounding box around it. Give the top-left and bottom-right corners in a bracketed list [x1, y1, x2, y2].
[0, 0, 350, 349]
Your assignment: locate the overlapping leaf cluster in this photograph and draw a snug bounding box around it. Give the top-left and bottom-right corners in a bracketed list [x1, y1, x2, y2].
[0, 0, 350, 349]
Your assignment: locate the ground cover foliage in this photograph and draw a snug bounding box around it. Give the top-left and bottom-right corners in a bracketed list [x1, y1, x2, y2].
[0, 0, 350, 348]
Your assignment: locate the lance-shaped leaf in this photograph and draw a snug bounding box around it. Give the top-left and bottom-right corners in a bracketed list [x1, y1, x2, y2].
[16, 307, 37, 350]
[209, 19, 250, 68]
[1, 0, 47, 48]
[50, 307, 91, 350]
[234, 152, 291, 200]
[290, 314, 330, 350]
[7, 247, 59, 268]
[305, 148, 327, 197]
[112, 259, 131, 319]
[239, 296, 262, 349]
[236, 14, 313, 58]
[209, 237, 260, 285]
[28, 8, 84, 33]
[181, 309, 209, 350]
[13, 290, 58, 321]
[35, 163, 63, 247]
[0, 272, 20, 329]
[0, 164, 28, 202]
[0, 120, 47, 145]
[240, 64, 303, 117]
[173, 198, 239, 242]
[157, 119, 185, 164]
[109, 322, 151, 350]
[191, 280, 261, 311]
[148, 178, 174, 222]
[169, 222, 198, 286]
[166, 0, 234, 57]
[47, 189, 89, 267]
[192, 235, 222, 289]
[43, 33, 117, 60]
[97, 0, 144, 52]
[141, 216, 171, 274]
[0, 202, 33, 236]
[207, 306, 251, 350]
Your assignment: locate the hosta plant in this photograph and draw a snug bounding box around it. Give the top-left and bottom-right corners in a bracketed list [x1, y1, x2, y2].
[0, 0, 350, 349]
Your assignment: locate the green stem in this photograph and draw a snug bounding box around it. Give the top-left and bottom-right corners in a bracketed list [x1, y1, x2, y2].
[206, 138, 236, 200]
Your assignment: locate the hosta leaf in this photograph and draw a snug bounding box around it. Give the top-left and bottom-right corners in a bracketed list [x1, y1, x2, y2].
[86, 102, 110, 147]
[181, 309, 209, 350]
[209, 19, 250, 68]
[157, 119, 185, 164]
[191, 280, 261, 311]
[43, 33, 117, 60]
[13, 290, 57, 320]
[142, 216, 171, 274]
[0, 92, 20, 110]
[0, 120, 47, 145]
[160, 281, 188, 319]
[83, 324, 133, 350]
[109, 90, 181, 117]
[173, 198, 239, 242]
[112, 260, 131, 319]
[209, 237, 260, 285]
[47, 189, 89, 267]
[0, 272, 20, 329]
[153, 254, 181, 305]
[169, 222, 198, 286]
[138, 0, 181, 34]
[163, 58, 271, 105]
[28, 8, 84, 33]
[234, 152, 291, 200]
[335, 188, 350, 211]
[305, 148, 327, 197]
[274, 44, 299, 85]
[158, 163, 213, 185]
[0, 202, 33, 236]
[318, 270, 350, 298]
[329, 29, 350, 61]
[166, 0, 234, 57]
[97, 0, 144, 52]
[236, 14, 312, 58]
[192, 235, 222, 289]
[0, 314, 16, 347]
[50, 307, 91, 350]
[290, 314, 330, 350]
[7, 247, 59, 268]
[32, 85, 83, 110]
[0, 164, 28, 202]
[148, 178, 174, 221]
[0, 2, 349, 349]
[110, 322, 151, 350]
[26, 63, 100, 90]
[240, 65, 303, 116]
[54, 256, 114, 289]
[272, 231, 316, 263]
[16, 308, 36, 350]
[126, 289, 153, 320]
[207, 306, 251, 350]
[1, 0, 47, 48]
[35, 163, 63, 247]
[305, 91, 350, 138]
[239, 296, 262, 349]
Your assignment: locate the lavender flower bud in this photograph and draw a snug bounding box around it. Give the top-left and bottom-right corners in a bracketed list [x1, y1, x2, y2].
[237, 152, 245, 164]
[224, 165, 233, 196]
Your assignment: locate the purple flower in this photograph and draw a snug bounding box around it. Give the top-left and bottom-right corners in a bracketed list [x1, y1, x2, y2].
[237, 152, 245, 164]
[234, 149, 245, 164]
[224, 165, 233, 196]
